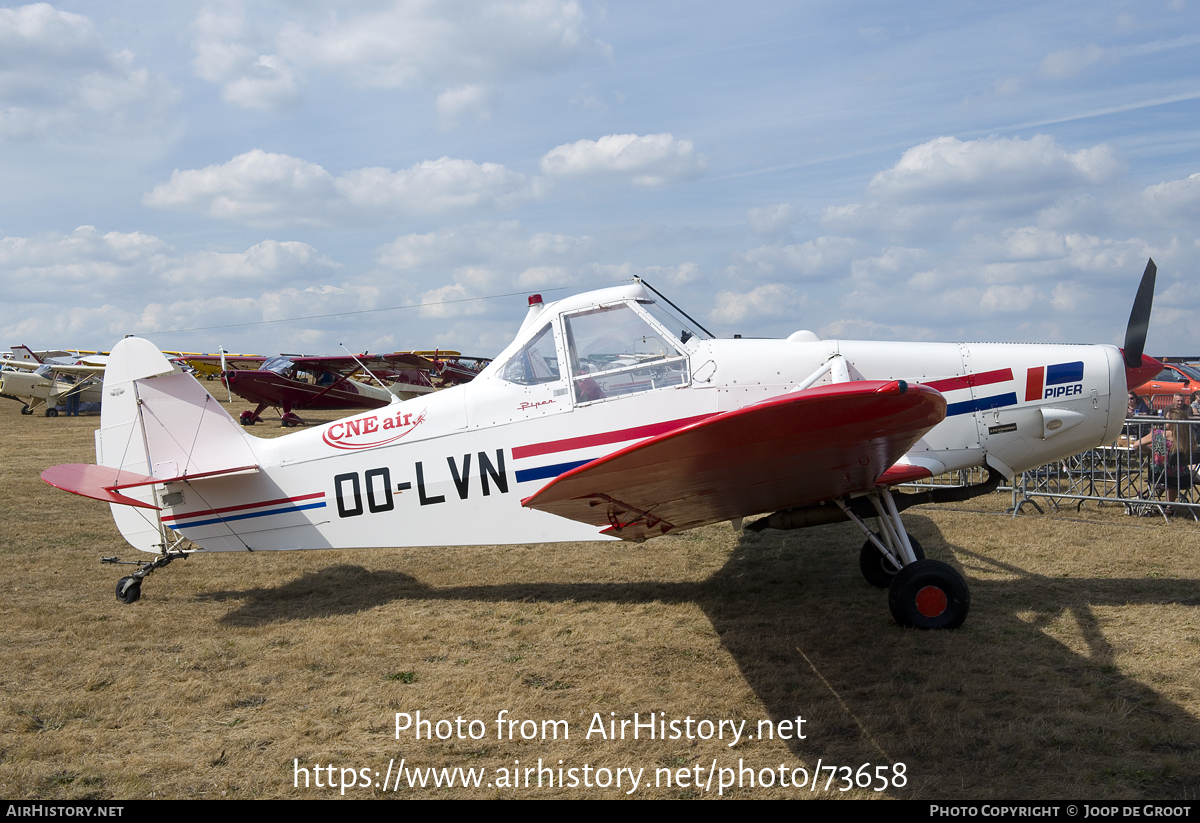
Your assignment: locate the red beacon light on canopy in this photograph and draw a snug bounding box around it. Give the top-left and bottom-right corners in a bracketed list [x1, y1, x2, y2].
[528, 294, 543, 306]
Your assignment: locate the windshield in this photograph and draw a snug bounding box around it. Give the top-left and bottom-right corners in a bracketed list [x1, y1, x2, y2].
[636, 298, 710, 344]
[1175, 364, 1200, 381]
[261, 356, 294, 375]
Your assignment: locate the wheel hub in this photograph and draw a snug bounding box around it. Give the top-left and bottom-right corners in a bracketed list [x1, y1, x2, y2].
[914, 585, 947, 618]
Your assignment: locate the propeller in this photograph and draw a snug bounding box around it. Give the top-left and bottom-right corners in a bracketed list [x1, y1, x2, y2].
[1121, 258, 1162, 390]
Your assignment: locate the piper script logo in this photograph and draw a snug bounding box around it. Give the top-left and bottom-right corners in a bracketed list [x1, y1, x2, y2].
[323, 409, 426, 451]
[1025, 361, 1084, 401]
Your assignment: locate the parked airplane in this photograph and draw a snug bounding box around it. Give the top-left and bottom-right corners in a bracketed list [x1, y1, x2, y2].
[42, 262, 1161, 629]
[220, 352, 449, 427]
[1, 350, 109, 416]
[176, 352, 266, 381]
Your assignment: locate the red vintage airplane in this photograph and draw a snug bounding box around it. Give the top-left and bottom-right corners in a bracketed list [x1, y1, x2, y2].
[222, 352, 443, 427]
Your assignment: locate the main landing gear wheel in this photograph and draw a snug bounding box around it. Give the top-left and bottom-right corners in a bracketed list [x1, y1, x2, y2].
[888, 559, 969, 630]
[45, 408, 58, 417]
[860, 535, 924, 588]
[115, 576, 142, 604]
[20, 404, 32, 415]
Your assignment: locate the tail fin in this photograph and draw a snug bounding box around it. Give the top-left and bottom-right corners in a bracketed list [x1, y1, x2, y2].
[9, 344, 42, 364]
[44, 337, 262, 552]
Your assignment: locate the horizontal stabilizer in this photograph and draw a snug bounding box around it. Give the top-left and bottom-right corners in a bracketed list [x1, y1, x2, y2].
[523, 380, 946, 541]
[41, 464, 161, 510]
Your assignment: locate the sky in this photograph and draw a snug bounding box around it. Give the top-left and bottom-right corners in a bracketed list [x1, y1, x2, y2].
[2, 0, 1200, 359]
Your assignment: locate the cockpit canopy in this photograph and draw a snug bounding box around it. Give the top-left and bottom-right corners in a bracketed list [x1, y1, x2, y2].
[498, 296, 701, 404]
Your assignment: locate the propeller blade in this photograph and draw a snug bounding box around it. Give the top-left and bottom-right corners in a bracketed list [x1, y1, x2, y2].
[1123, 258, 1156, 368]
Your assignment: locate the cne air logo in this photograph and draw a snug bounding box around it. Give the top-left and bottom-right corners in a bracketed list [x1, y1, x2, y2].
[1025, 361, 1084, 401]
[323, 409, 426, 450]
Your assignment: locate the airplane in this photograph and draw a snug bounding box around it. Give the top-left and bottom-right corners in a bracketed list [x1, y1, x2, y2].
[219, 352, 459, 427]
[41, 261, 1162, 630]
[175, 352, 267, 381]
[1, 350, 109, 416]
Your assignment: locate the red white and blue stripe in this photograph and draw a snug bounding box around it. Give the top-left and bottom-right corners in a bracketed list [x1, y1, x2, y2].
[162, 492, 327, 530]
[512, 414, 714, 484]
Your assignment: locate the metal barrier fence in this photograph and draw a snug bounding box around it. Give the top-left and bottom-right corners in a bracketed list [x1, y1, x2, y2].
[904, 415, 1200, 523]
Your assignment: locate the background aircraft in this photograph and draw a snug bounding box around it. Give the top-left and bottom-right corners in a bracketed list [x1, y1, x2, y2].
[42, 263, 1159, 630]
[1, 349, 109, 416]
[222, 351, 446, 426]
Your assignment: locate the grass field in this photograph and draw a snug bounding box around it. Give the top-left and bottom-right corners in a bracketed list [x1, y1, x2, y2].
[1, 395, 1198, 799]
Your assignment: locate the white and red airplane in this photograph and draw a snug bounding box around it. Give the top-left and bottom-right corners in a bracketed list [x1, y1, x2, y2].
[42, 261, 1161, 629]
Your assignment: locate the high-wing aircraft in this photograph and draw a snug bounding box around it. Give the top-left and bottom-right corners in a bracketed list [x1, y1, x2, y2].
[219, 352, 458, 427]
[175, 352, 266, 381]
[1, 349, 109, 416]
[42, 261, 1161, 630]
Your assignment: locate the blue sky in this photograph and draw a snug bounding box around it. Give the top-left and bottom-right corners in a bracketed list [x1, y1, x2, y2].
[3, 1, 1199, 358]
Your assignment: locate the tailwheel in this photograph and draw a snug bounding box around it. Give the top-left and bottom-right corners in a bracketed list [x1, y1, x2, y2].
[859, 534, 924, 588]
[105, 549, 188, 604]
[888, 559, 969, 630]
[115, 576, 142, 604]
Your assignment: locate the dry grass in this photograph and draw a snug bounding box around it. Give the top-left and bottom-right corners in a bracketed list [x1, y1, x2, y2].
[1, 396, 1198, 799]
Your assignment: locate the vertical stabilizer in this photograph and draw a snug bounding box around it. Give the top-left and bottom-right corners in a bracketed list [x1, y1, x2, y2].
[97, 337, 261, 552]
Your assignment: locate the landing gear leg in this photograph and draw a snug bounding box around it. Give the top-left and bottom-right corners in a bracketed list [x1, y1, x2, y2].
[838, 488, 970, 629]
[103, 548, 189, 604]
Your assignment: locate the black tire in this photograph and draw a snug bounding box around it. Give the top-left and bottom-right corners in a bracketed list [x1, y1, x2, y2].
[239, 416, 254, 426]
[115, 577, 142, 604]
[859, 534, 924, 588]
[888, 559, 969, 629]
[45, 408, 58, 418]
[20, 405, 32, 415]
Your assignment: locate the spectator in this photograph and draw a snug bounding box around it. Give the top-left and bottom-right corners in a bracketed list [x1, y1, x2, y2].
[1134, 405, 1197, 516]
[1128, 392, 1150, 417]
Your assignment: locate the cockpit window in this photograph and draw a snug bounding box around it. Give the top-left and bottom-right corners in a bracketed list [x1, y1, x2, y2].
[636, 298, 709, 344]
[261, 356, 294, 376]
[499, 323, 561, 385]
[564, 303, 688, 402]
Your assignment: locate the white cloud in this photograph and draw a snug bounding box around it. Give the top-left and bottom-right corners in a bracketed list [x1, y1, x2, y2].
[222, 54, 298, 110]
[709, 284, 800, 325]
[436, 84, 494, 125]
[144, 151, 336, 226]
[747, 203, 797, 236]
[540, 133, 706, 186]
[868, 135, 1122, 203]
[516, 265, 577, 288]
[376, 222, 594, 273]
[0, 225, 336, 303]
[1142, 172, 1200, 222]
[143, 150, 543, 227]
[739, 236, 866, 277]
[979, 284, 1043, 313]
[192, 1, 607, 112]
[0, 3, 175, 138]
[417, 283, 488, 319]
[337, 157, 541, 213]
[278, 0, 607, 86]
[191, 4, 298, 110]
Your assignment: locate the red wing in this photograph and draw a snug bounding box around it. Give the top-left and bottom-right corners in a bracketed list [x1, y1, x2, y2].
[41, 464, 161, 509]
[42, 462, 261, 510]
[522, 380, 945, 542]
